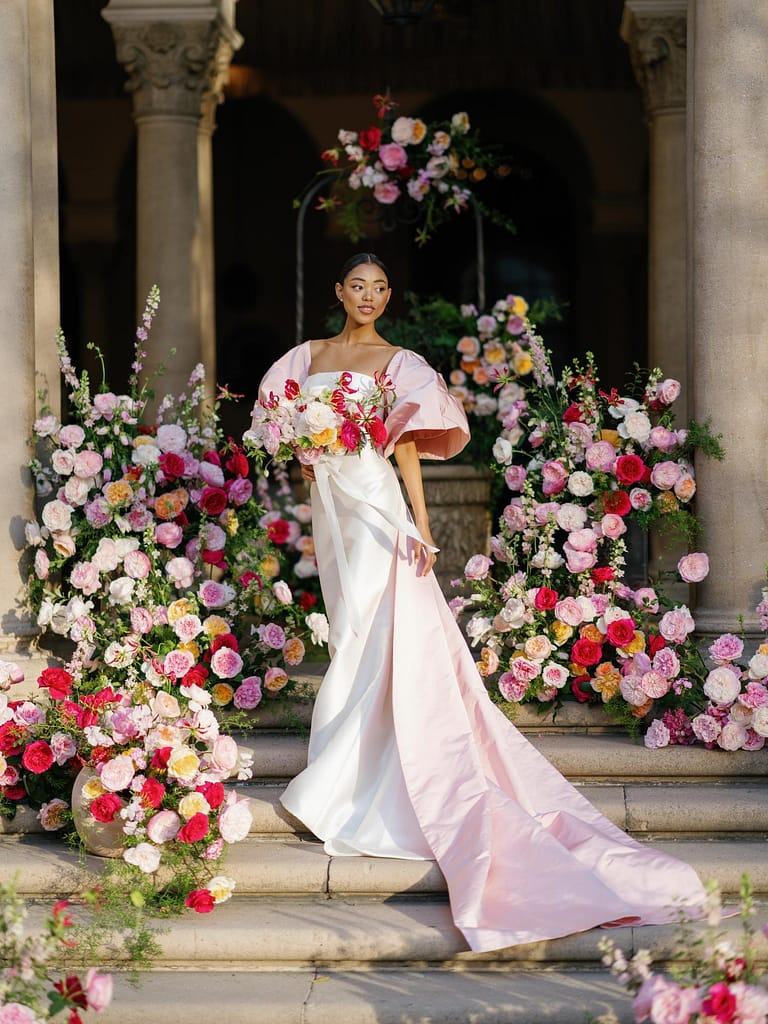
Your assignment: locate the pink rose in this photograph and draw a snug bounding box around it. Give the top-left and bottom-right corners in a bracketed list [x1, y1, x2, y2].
[534, 501, 560, 526]
[692, 713, 722, 743]
[566, 528, 598, 552]
[704, 666, 741, 705]
[641, 671, 671, 699]
[634, 587, 660, 613]
[210, 735, 239, 775]
[648, 426, 678, 452]
[156, 424, 188, 452]
[498, 672, 529, 702]
[93, 392, 118, 419]
[34, 548, 50, 580]
[155, 522, 183, 548]
[585, 441, 616, 471]
[198, 579, 236, 609]
[378, 142, 408, 171]
[644, 719, 671, 748]
[130, 606, 154, 634]
[69, 561, 100, 596]
[541, 460, 568, 496]
[123, 550, 151, 579]
[174, 613, 203, 644]
[234, 677, 262, 709]
[199, 462, 225, 487]
[84, 968, 113, 1013]
[273, 580, 293, 604]
[708, 633, 744, 663]
[73, 449, 103, 478]
[58, 424, 86, 448]
[652, 648, 680, 679]
[210, 647, 244, 679]
[41, 499, 72, 532]
[678, 552, 709, 584]
[509, 657, 541, 683]
[633, 975, 700, 1024]
[630, 487, 653, 511]
[228, 476, 253, 506]
[0, 1003, 39, 1023]
[742, 682, 768, 708]
[657, 378, 682, 405]
[51, 449, 76, 475]
[50, 731, 77, 765]
[373, 181, 400, 205]
[166, 556, 195, 589]
[659, 606, 695, 644]
[163, 648, 196, 678]
[504, 465, 527, 491]
[100, 754, 136, 792]
[554, 597, 584, 627]
[650, 461, 682, 490]
[541, 663, 569, 689]
[564, 547, 597, 574]
[717, 721, 747, 750]
[147, 809, 181, 844]
[464, 554, 493, 580]
[261, 623, 286, 650]
[503, 503, 526, 532]
[218, 793, 252, 843]
[85, 497, 111, 527]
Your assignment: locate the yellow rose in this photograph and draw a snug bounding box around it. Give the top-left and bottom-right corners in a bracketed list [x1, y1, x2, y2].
[579, 623, 604, 644]
[599, 429, 621, 448]
[411, 118, 427, 143]
[222, 509, 239, 536]
[259, 555, 280, 579]
[203, 615, 229, 637]
[483, 343, 506, 365]
[550, 621, 574, 645]
[758, 642, 768, 656]
[177, 792, 211, 820]
[619, 630, 646, 656]
[657, 491, 680, 514]
[510, 296, 529, 316]
[82, 776, 106, 800]
[311, 427, 337, 447]
[212, 683, 234, 707]
[133, 435, 156, 448]
[103, 480, 133, 507]
[178, 640, 200, 660]
[167, 746, 200, 783]
[512, 353, 533, 376]
[167, 599, 193, 623]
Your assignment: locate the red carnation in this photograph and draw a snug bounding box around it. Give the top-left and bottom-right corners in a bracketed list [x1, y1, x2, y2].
[158, 451, 185, 481]
[203, 450, 222, 466]
[591, 566, 615, 584]
[181, 664, 209, 688]
[225, 450, 249, 477]
[534, 587, 559, 611]
[359, 125, 382, 151]
[614, 454, 646, 485]
[38, 666, 73, 700]
[570, 638, 603, 667]
[571, 676, 594, 703]
[606, 618, 636, 647]
[21, 739, 54, 775]
[602, 490, 632, 516]
[185, 889, 215, 913]
[90, 793, 122, 823]
[267, 519, 291, 544]
[647, 634, 667, 657]
[298, 592, 317, 611]
[140, 777, 166, 809]
[200, 487, 228, 516]
[151, 746, 173, 770]
[177, 812, 210, 843]
[562, 403, 583, 424]
[365, 416, 387, 447]
[196, 780, 225, 809]
[211, 633, 238, 654]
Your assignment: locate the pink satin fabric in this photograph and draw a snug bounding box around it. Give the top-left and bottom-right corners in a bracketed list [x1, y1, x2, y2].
[254, 347, 707, 953]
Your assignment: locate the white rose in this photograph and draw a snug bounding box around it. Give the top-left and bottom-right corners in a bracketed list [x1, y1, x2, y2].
[575, 596, 597, 622]
[500, 598, 526, 629]
[301, 401, 339, 435]
[123, 842, 161, 874]
[492, 437, 513, 465]
[156, 424, 188, 452]
[567, 471, 594, 496]
[64, 475, 91, 506]
[114, 537, 140, 558]
[619, 411, 652, 443]
[465, 615, 493, 646]
[703, 666, 741, 706]
[530, 547, 565, 569]
[555, 503, 588, 532]
[474, 394, 497, 416]
[541, 663, 569, 689]
[751, 706, 768, 737]
[391, 116, 414, 145]
[51, 449, 76, 476]
[109, 576, 135, 605]
[748, 653, 768, 680]
[132, 444, 160, 467]
[24, 521, 46, 547]
[305, 612, 329, 646]
[41, 499, 72, 532]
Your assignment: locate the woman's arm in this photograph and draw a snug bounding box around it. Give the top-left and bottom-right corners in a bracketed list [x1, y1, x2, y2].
[394, 433, 437, 577]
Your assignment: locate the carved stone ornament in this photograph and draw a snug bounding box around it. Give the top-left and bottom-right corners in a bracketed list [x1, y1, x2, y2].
[621, 5, 687, 116]
[108, 17, 241, 121]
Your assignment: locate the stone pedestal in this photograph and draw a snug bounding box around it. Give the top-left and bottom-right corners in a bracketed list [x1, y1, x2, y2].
[103, 1, 242, 403]
[0, 0, 60, 656]
[688, 0, 768, 638]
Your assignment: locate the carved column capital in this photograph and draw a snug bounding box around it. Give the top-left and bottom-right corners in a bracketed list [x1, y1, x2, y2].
[103, 3, 242, 122]
[621, 0, 687, 117]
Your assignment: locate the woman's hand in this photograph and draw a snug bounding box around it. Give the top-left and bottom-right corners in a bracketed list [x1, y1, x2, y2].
[301, 465, 316, 483]
[413, 521, 437, 577]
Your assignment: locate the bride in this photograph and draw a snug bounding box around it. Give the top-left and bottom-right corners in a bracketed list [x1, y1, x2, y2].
[253, 252, 706, 953]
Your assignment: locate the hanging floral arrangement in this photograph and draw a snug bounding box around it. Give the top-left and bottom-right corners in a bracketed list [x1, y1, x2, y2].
[296, 91, 515, 246]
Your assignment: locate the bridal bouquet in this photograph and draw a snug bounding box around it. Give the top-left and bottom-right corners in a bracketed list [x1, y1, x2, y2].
[245, 371, 395, 467]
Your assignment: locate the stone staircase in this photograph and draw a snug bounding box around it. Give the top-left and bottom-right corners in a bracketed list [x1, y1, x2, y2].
[3, 667, 767, 1023]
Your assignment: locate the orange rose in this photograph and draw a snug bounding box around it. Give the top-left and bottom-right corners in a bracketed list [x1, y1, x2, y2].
[283, 637, 305, 667]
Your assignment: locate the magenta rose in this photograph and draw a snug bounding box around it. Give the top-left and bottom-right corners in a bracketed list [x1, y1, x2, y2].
[261, 623, 286, 650]
[234, 677, 263, 710]
[629, 487, 653, 511]
[21, 740, 54, 775]
[378, 142, 408, 171]
[185, 889, 215, 913]
[677, 552, 709, 584]
[498, 672, 528, 702]
[177, 812, 210, 844]
[541, 460, 568, 496]
[90, 793, 122, 823]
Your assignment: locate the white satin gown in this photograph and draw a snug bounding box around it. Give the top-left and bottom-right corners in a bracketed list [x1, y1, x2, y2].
[255, 344, 707, 953]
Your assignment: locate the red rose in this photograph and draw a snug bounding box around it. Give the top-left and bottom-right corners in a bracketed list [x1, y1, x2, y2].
[181, 664, 209, 688]
[239, 571, 261, 589]
[174, 510, 189, 527]
[185, 889, 215, 913]
[591, 566, 615, 584]
[298, 592, 317, 611]
[647, 634, 667, 657]
[601, 490, 631, 516]
[614, 454, 646, 485]
[570, 638, 603, 666]
[177, 812, 210, 843]
[38, 667, 73, 700]
[2, 785, 26, 801]
[701, 983, 737, 1023]
[225, 450, 249, 478]
[90, 793, 122, 823]
[571, 676, 594, 703]
[203, 450, 222, 467]
[284, 379, 300, 400]
[200, 487, 228, 516]
[534, 587, 559, 611]
[365, 416, 387, 447]
[267, 519, 291, 544]
[202, 549, 226, 568]
[140, 778, 166, 809]
[562, 403, 583, 424]
[606, 619, 636, 647]
[211, 634, 238, 654]
[359, 126, 382, 151]
[89, 745, 114, 766]
[0, 721, 27, 756]
[21, 739, 54, 775]
[158, 451, 185, 481]
[151, 746, 173, 770]
[196, 781, 225, 809]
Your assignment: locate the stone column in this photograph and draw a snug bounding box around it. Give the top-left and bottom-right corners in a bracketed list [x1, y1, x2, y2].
[102, 1, 242, 401]
[0, 0, 60, 652]
[688, 0, 768, 638]
[621, 0, 688, 421]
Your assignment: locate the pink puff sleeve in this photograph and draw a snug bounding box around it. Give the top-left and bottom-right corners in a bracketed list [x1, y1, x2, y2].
[252, 342, 311, 427]
[384, 349, 470, 460]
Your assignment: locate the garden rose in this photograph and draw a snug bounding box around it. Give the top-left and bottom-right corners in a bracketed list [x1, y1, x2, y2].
[703, 666, 742, 705]
[600, 513, 627, 540]
[58, 423, 85, 448]
[650, 461, 682, 490]
[41, 499, 72, 532]
[167, 745, 200, 783]
[166, 556, 195, 589]
[38, 797, 69, 831]
[504, 465, 527, 491]
[619, 410, 652, 442]
[177, 811, 210, 843]
[708, 633, 744, 663]
[50, 731, 77, 765]
[692, 713, 722, 744]
[90, 793, 122, 822]
[606, 619, 636, 648]
[464, 554, 493, 580]
[156, 423, 187, 452]
[84, 969, 113, 1013]
[38, 666, 73, 700]
[648, 426, 677, 452]
[100, 754, 136, 792]
[123, 550, 151, 579]
[632, 973, 701, 1023]
[218, 793, 253, 843]
[123, 842, 161, 873]
[717, 721, 747, 750]
[378, 142, 408, 170]
[640, 671, 671, 699]
[659, 606, 695, 644]
[677, 552, 709, 583]
[200, 486, 228, 516]
[108, 576, 135, 605]
[210, 735, 239, 776]
[185, 889, 215, 913]
[567, 471, 594, 497]
[234, 676, 263, 709]
[198, 579, 236, 609]
[571, 638, 602, 666]
[656, 378, 682, 405]
[155, 522, 183, 548]
[643, 719, 671, 749]
[210, 647, 243, 679]
[541, 663, 569, 689]
[373, 181, 400, 205]
[541, 460, 568, 496]
[73, 449, 103, 478]
[21, 739, 54, 774]
[554, 597, 584, 627]
[585, 441, 616, 472]
[630, 487, 653, 511]
[752, 706, 768, 737]
[51, 448, 76, 475]
[147, 809, 181, 843]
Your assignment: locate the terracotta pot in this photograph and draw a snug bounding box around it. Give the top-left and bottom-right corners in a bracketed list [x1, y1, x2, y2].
[70, 766, 126, 858]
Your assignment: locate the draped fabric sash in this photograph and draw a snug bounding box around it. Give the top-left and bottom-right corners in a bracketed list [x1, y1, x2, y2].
[312, 455, 439, 635]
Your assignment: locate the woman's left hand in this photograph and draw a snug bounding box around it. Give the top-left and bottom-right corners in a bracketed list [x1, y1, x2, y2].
[413, 524, 438, 577]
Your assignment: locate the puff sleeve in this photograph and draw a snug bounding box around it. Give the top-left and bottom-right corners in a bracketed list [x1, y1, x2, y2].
[252, 343, 311, 427]
[384, 349, 470, 460]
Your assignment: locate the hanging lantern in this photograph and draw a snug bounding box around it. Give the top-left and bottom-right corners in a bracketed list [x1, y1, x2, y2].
[366, 0, 436, 27]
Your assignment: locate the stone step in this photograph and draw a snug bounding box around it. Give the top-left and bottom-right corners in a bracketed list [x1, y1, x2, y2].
[6, 834, 768, 900]
[22, 893, 768, 970]
[96, 968, 634, 1024]
[233, 731, 768, 782]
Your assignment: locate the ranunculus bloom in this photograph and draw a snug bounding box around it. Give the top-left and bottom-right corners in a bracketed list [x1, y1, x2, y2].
[677, 552, 710, 583]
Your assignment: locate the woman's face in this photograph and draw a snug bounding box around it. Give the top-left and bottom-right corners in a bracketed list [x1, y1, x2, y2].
[335, 263, 391, 325]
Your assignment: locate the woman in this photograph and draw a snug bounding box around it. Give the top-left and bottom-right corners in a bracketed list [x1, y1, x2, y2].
[253, 253, 706, 953]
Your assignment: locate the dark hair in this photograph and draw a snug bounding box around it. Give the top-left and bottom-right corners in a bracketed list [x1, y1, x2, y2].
[337, 252, 390, 285]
